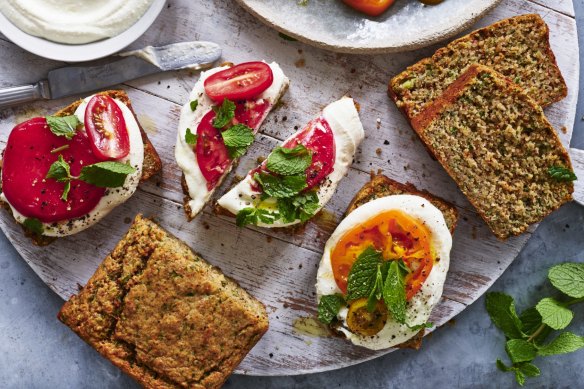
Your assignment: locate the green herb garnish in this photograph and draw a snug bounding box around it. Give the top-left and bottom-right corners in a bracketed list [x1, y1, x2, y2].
[212, 99, 236, 129]
[190, 100, 198, 111]
[45, 115, 80, 140]
[185, 128, 197, 146]
[221, 124, 255, 159]
[254, 172, 307, 199]
[317, 294, 346, 325]
[548, 166, 577, 182]
[23, 217, 43, 236]
[235, 207, 279, 227]
[46, 156, 136, 200]
[266, 145, 312, 176]
[487, 262, 584, 386]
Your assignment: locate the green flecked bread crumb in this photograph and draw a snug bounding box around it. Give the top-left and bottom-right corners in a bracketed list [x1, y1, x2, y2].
[389, 14, 567, 121]
[411, 64, 573, 240]
[58, 215, 268, 389]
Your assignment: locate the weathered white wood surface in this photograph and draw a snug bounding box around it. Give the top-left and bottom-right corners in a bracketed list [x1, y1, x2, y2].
[0, 0, 579, 376]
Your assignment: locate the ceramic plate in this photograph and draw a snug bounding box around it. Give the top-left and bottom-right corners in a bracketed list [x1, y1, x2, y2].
[0, 0, 166, 62]
[236, 0, 502, 53]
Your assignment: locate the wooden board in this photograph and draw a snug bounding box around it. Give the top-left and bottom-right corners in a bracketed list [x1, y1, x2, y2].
[0, 0, 580, 377]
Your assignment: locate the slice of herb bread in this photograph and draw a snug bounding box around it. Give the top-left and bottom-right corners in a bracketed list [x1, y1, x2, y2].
[410, 64, 574, 239]
[345, 173, 458, 349]
[58, 215, 268, 389]
[389, 14, 567, 121]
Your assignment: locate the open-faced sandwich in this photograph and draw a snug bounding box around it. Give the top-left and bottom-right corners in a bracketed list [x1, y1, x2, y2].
[0, 90, 161, 244]
[175, 61, 290, 220]
[316, 175, 457, 350]
[216, 97, 364, 228]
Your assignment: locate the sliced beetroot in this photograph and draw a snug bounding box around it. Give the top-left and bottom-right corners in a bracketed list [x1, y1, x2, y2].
[194, 100, 271, 191]
[2, 117, 105, 223]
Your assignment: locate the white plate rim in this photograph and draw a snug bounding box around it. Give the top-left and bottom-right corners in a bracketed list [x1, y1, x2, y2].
[235, 0, 503, 54]
[0, 0, 166, 63]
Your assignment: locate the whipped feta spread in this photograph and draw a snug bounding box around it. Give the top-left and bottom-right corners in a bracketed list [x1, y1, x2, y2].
[316, 195, 452, 350]
[175, 62, 289, 219]
[1, 94, 144, 237]
[0, 0, 155, 44]
[217, 97, 364, 228]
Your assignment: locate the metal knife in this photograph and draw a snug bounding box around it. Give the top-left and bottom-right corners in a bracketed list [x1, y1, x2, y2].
[0, 41, 222, 109]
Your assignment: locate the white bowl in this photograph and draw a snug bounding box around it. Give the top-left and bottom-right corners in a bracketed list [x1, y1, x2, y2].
[0, 0, 166, 62]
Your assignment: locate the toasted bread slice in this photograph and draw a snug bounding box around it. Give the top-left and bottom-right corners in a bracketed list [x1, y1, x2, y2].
[342, 173, 458, 350]
[1, 90, 162, 245]
[58, 215, 268, 389]
[389, 14, 567, 121]
[410, 64, 573, 240]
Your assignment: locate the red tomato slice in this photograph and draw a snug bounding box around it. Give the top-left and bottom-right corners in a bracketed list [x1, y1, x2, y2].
[194, 101, 271, 191]
[2, 117, 106, 223]
[342, 0, 395, 16]
[85, 95, 130, 161]
[204, 62, 274, 102]
[281, 117, 336, 189]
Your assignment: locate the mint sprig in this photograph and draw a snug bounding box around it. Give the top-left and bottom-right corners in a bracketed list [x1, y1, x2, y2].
[212, 99, 236, 129]
[45, 155, 136, 201]
[190, 100, 198, 111]
[46, 115, 80, 140]
[23, 217, 43, 236]
[235, 207, 279, 227]
[317, 294, 346, 325]
[254, 172, 307, 199]
[487, 262, 584, 386]
[266, 145, 312, 176]
[221, 124, 255, 159]
[185, 128, 197, 145]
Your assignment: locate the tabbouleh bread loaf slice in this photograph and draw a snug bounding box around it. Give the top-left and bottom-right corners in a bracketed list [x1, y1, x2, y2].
[58, 215, 268, 389]
[344, 173, 458, 350]
[410, 64, 574, 239]
[389, 14, 567, 121]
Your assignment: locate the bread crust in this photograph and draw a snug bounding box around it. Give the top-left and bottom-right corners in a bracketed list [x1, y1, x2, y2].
[340, 173, 459, 350]
[389, 14, 567, 121]
[58, 215, 268, 389]
[410, 64, 573, 239]
[0, 90, 162, 245]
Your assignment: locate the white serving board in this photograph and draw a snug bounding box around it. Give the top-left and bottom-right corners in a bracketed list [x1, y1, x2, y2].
[0, 0, 580, 377]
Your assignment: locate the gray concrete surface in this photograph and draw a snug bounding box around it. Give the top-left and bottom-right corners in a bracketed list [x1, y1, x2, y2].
[1, 1, 584, 388]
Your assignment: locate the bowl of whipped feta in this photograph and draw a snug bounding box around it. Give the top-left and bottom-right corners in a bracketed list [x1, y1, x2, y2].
[0, 0, 166, 62]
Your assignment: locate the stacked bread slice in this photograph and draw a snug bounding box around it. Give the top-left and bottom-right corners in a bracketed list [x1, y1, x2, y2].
[389, 14, 574, 239]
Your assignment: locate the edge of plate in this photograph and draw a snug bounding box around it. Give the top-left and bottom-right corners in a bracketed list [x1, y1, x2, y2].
[235, 0, 502, 54]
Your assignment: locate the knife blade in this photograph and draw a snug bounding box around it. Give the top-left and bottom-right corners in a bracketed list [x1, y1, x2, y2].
[0, 41, 222, 109]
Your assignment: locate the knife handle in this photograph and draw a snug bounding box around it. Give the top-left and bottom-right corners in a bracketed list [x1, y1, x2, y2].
[0, 81, 51, 109]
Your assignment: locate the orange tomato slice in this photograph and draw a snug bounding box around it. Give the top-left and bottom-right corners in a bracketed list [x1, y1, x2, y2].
[342, 0, 395, 17]
[331, 210, 435, 300]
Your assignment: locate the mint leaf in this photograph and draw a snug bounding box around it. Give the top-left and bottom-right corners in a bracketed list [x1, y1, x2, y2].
[190, 100, 198, 111]
[496, 359, 513, 372]
[221, 124, 255, 159]
[46, 115, 80, 140]
[235, 207, 279, 227]
[514, 371, 526, 386]
[318, 294, 345, 324]
[46, 155, 71, 183]
[537, 332, 584, 356]
[505, 339, 537, 363]
[277, 190, 320, 223]
[383, 260, 407, 324]
[23, 218, 43, 235]
[548, 165, 577, 181]
[266, 145, 312, 176]
[346, 246, 383, 301]
[517, 362, 540, 378]
[185, 128, 197, 145]
[407, 322, 434, 331]
[519, 307, 552, 345]
[548, 263, 584, 298]
[79, 161, 136, 188]
[536, 297, 573, 330]
[366, 264, 385, 312]
[254, 172, 307, 199]
[485, 292, 524, 339]
[212, 99, 236, 129]
[61, 181, 71, 201]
